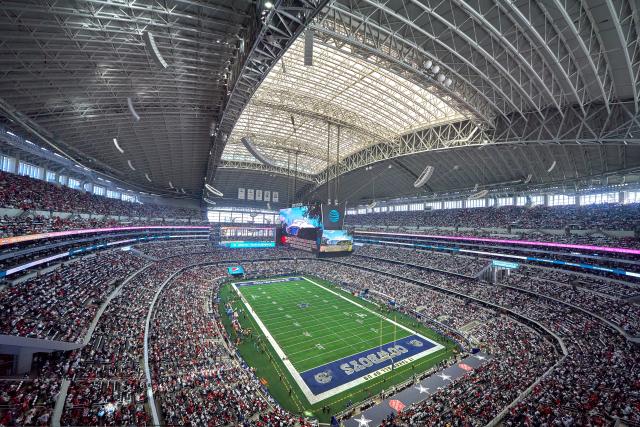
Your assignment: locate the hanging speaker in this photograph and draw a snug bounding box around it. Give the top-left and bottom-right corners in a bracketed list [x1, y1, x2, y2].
[304, 30, 314, 66]
[413, 165, 435, 188]
[127, 97, 140, 121]
[144, 31, 168, 69]
[468, 189, 489, 199]
[241, 136, 277, 167]
[205, 183, 224, 197]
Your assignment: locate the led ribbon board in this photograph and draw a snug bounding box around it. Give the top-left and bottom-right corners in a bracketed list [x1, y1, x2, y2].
[227, 265, 245, 275]
[0, 225, 209, 247]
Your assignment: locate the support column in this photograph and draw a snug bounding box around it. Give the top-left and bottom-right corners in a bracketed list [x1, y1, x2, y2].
[14, 348, 34, 375]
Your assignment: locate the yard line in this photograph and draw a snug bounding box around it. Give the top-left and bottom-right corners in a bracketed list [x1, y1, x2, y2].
[269, 284, 409, 369]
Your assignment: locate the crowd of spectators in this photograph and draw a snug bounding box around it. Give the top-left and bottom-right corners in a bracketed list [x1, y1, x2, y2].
[347, 203, 640, 231]
[59, 248, 309, 426]
[528, 267, 640, 299]
[0, 251, 146, 342]
[355, 245, 487, 276]
[388, 317, 556, 426]
[299, 260, 493, 330]
[0, 353, 64, 426]
[0, 171, 203, 219]
[2, 239, 638, 426]
[150, 265, 311, 426]
[505, 273, 640, 336]
[0, 215, 209, 240]
[335, 254, 640, 425]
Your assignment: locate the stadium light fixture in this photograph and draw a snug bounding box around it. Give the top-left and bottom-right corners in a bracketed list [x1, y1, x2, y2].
[265, 1, 273, 8]
[143, 31, 168, 69]
[468, 189, 489, 199]
[127, 97, 140, 121]
[414, 165, 435, 188]
[241, 136, 277, 167]
[431, 65, 440, 74]
[113, 138, 124, 153]
[205, 183, 224, 197]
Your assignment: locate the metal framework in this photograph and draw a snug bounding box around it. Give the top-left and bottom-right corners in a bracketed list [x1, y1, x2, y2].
[205, 0, 331, 185]
[219, 0, 640, 196]
[218, 159, 315, 182]
[221, 34, 467, 174]
[0, 0, 253, 196]
[0, 0, 637, 200]
[316, 120, 486, 184]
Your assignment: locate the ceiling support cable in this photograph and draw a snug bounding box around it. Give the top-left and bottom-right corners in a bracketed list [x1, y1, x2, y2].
[327, 122, 331, 204]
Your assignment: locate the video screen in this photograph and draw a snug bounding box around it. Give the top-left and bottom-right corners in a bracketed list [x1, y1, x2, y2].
[279, 206, 321, 238]
[278, 206, 322, 252]
[319, 229, 353, 253]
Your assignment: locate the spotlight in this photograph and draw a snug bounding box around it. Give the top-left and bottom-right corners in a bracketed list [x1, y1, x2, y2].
[423, 60, 432, 69]
[265, 1, 273, 8]
[444, 78, 452, 87]
[431, 65, 440, 74]
[437, 73, 446, 83]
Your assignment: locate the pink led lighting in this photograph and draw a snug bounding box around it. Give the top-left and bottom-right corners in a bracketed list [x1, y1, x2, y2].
[0, 225, 210, 247]
[357, 230, 640, 256]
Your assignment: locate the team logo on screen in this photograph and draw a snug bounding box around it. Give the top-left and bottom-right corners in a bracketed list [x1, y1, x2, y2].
[329, 209, 340, 223]
[314, 370, 333, 384]
[408, 339, 424, 348]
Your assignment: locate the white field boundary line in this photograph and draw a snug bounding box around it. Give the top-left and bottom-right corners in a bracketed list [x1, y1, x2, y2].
[301, 277, 445, 368]
[232, 277, 445, 404]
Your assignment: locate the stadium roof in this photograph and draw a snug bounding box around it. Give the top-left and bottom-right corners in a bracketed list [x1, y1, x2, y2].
[221, 36, 467, 174]
[0, 0, 254, 196]
[0, 0, 639, 203]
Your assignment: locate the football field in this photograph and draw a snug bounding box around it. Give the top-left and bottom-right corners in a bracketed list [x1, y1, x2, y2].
[230, 276, 447, 406]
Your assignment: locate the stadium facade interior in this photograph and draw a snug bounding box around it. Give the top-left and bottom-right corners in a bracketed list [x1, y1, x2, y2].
[0, 1, 639, 426]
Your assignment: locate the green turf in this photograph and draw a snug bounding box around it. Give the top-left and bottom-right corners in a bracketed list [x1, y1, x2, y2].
[218, 275, 457, 423]
[236, 278, 412, 372]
